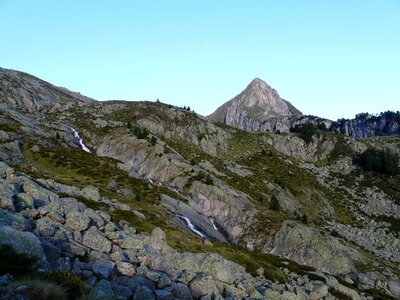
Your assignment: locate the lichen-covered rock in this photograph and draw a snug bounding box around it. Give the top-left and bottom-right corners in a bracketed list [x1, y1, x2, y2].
[167, 282, 193, 300]
[150, 251, 247, 284]
[0, 208, 30, 231]
[189, 275, 219, 298]
[116, 261, 136, 276]
[0, 184, 16, 210]
[84, 208, 105, 227]
[65, 211, 91, 232]
[82, 226, 112, 253]
[267, 221, 366, 275]
[0, 225, 46, 263]
[82, 185, 101, 202]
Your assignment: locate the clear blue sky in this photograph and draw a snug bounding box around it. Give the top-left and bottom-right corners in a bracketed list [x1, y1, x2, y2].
[0, 1, 399, 120]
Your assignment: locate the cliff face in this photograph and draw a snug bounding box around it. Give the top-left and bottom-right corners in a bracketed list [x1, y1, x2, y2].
[331, 112, 400, 138]
[209, 78, 303, 132]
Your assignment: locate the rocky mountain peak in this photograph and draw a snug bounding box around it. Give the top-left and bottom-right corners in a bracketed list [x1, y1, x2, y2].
[208, 78, 302, 132]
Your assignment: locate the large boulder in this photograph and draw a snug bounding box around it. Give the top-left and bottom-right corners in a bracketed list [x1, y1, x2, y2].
[0, 208, 30, 230]
[82, 226, 112, 253]
[92, 259, 115, 279]
[65, 211, 91, 232]
[266, 221, 366, 275]
[189, 275, 219, 298]
[82, 185, 101, 202]
[0, 225, 46, 263]
[150, 251, 247, 284]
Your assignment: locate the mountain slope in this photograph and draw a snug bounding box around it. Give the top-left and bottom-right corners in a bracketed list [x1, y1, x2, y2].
[1, 68, 400, 299]
[209, 78, 303, 132]
[0, 67, 93, 113]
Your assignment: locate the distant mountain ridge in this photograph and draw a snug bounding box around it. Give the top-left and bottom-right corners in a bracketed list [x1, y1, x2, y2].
[209, 77, 400, 138]
[331, 111, 400, 138]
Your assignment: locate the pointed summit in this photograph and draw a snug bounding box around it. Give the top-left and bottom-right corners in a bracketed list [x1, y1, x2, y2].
[208, 78, 302, 132]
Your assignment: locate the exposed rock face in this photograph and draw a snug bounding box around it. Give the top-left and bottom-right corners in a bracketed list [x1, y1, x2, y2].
[209, 78, 302, 132]
[96, 132, 256, 242]
[265, 221, 367, 275]
[0, 67, 93, 113]
[331, 112, 400, 138]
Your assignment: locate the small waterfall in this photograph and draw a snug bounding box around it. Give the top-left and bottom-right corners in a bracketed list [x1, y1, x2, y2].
[71, 127, 91, 153]
[176, 214, 207, 238]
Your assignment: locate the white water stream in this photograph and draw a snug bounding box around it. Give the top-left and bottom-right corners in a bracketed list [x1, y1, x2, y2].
[176, 214, 207, 238]
[71, 127, 91, 153]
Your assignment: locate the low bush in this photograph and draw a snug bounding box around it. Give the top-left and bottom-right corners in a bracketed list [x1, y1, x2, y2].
[269, 195, 280, 211]
[41, 271, 89, 299]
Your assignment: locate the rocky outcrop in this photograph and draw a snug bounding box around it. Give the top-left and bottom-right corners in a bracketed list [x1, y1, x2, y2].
[331, 112, 400, 138]
[0, 67, 92, 113]
[209, 78, 303, 132]
[96, 132, 256, 242]
[262, 133, 336, 162]
[265, 221, 367, 275]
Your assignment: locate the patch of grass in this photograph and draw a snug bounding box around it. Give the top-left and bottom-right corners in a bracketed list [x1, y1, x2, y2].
[363, 288, 397, 300]
[0, 279, 68, 300]
[328, 287, 353, 300]
[40, 272, 90, 299]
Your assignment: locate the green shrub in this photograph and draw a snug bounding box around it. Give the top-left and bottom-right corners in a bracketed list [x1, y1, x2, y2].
[301, 214, 308, 224]
[269, 195, 280, 211]
[204, 174, 214, 185]
[135, 193, 142, 202]
[290, 124, 316, 144]
[330, 229, 339, 237]
[42, 271, 89, 299]
[190, 158, 196, 166]
[194, 171, 205, 181]
[197, 133, 206, 141]
[0, 244, 38, 275]
[150, 136, 157, 146]
[132, 126, 149, 139]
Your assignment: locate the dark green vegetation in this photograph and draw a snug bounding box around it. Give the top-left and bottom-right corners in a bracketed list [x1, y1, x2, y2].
[290, 123, 316, 144]
[0, 246, 88, 299]
[41, 272, 89, 299]
[269, 195, 280, 211]
[353, 148, 400, 176]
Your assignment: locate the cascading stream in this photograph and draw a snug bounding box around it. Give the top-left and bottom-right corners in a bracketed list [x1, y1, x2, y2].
[176, 214, 207, 238]
[71, 127, 91, 153]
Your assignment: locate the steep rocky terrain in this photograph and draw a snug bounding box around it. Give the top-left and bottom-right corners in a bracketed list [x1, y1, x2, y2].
[331, 112, 400, 138]
[208, 78, 399, 140]
[208, 78, 304, 132]
[0, 67, 400, 299]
